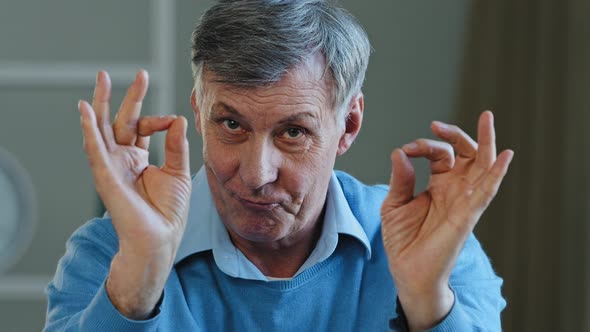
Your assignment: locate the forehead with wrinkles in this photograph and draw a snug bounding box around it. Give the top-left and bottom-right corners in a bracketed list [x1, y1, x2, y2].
[201, 54, 336, 117]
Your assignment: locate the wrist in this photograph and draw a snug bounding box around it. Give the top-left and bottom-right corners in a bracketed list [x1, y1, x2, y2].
[397, 284, 455, 331]
[106, 250, 174, 319]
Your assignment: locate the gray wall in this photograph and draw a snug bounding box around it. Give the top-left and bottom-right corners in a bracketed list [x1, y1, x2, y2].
[0, 1, 469, 330]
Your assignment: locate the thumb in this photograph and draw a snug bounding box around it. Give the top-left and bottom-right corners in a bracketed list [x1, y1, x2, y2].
[162, 116, 190, 175]
[385, 149, 415, 209]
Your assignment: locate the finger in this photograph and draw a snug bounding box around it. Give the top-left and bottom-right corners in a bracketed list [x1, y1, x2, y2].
[91, 70, 115, 150]
[113, 70, 149, 145]
[162, 116, 190, 174]
[475, 111, 497, 169]
[470, 149, 514, 211]
[466, 111, 497, 182]
[402, 139, 455, 174]
[385, 149, 415, 208]
[137, 115, 178, 136]
[135, 136, 150, 150]
[135, 115, 178, 150]
[78, 100, 113, 191]
[431, 121, 477, 158]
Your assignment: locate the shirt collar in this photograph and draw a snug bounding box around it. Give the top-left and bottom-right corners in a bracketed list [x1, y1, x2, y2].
[175, 167, 371, 279]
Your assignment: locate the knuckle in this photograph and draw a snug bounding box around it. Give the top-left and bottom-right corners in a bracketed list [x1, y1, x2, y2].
[447, 124, 460, 133]
[427, 145, 434, 156]
[101, 124, 111, 135]
[444, 156, 454, 167]
[80, 117, 92, 129]
[82, 136, 95, 152]
[415, 138, 428, 146]
[442, 142, 453, 152]
[125, 118, 139, 129]
[112, 120, 123, 132]
[474, 186, 497, 205]
[473, 162, 489, 172]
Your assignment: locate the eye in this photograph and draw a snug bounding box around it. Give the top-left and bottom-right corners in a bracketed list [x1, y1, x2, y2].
[281, 127, 305, 139]
[222, 119, 241, 131]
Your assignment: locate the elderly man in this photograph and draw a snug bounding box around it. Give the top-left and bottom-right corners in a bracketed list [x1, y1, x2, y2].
[45, 0, 512, 331]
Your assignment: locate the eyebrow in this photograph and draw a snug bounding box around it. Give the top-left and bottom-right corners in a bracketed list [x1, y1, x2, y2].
[211, 102, 319, 124]
[278, 112, 319, 124]
[211, 103, 242, 118]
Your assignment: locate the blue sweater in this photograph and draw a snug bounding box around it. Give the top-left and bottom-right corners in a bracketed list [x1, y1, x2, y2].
[44, 171, 505, 331]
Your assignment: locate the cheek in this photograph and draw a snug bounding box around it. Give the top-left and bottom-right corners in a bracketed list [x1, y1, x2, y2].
[202, 131, 239, 182]
[302, 137, 339, 169]
[282, 142, 337, 192]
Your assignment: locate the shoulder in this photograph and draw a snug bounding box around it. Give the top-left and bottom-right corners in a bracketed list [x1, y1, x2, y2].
[334, 170, 389, 238]
[335, 170, 389, 213]
[335, 170, 389, 200]
[49, 217, 119, 291]
[67, 217, 119, 254]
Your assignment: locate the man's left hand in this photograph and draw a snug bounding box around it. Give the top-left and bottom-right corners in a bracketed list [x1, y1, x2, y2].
[380, 111, 513, 331]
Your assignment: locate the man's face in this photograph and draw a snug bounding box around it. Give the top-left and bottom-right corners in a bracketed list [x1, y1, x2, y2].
[192, 54, 356, 247]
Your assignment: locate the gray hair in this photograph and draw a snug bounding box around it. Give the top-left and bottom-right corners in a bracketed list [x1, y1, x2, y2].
[190, 0, 371, 118]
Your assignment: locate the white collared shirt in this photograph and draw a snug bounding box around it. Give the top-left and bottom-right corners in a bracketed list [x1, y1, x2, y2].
[175, 167, 371, 281]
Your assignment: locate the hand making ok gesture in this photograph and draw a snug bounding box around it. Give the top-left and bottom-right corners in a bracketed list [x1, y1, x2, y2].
[381, 111, 513, 330]
[78, 70, 192, 318]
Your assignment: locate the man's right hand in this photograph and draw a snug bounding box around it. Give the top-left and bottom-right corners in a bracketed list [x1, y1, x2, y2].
[78, 70, 192, 319]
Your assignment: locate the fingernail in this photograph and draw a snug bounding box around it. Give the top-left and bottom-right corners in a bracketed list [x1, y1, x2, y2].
[159, 114, 177, 119]
[78, 101, 83, 123]
[403, 142, 418, 152]
[137, 69, 148, 81]
[507, 149, 515, 161]
[433, 121, 450, 132]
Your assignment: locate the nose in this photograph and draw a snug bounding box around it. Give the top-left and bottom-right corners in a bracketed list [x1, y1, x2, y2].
[239, 137, 279, 190]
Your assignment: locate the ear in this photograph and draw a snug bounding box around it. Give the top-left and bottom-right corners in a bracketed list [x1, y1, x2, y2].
[337, 92, 364, 156]
[190, 89, 203, 136]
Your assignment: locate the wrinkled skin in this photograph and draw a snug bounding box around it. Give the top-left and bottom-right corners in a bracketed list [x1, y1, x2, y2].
[79, 55, 512, 329]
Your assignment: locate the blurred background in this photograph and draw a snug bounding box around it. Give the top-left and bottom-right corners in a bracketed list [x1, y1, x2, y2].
[0, 0, 588, 331]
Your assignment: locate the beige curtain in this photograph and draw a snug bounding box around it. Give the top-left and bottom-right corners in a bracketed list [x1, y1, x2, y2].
[455, 1, 590, 331]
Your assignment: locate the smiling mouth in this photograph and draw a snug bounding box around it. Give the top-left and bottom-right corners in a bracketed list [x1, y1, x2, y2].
[233, 195, 280, 211]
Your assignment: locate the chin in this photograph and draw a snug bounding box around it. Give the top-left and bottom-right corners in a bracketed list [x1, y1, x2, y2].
[226, 212, 289, 243]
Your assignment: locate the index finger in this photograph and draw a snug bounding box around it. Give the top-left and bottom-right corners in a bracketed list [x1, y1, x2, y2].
[402, 139, 455, 174]
[431, 121, 477, 159]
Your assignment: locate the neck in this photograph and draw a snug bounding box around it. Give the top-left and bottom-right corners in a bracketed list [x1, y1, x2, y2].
[228, 215, 324, 278]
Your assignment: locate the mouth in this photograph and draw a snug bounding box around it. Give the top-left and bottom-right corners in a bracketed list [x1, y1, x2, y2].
[233, 194, 280, 211]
